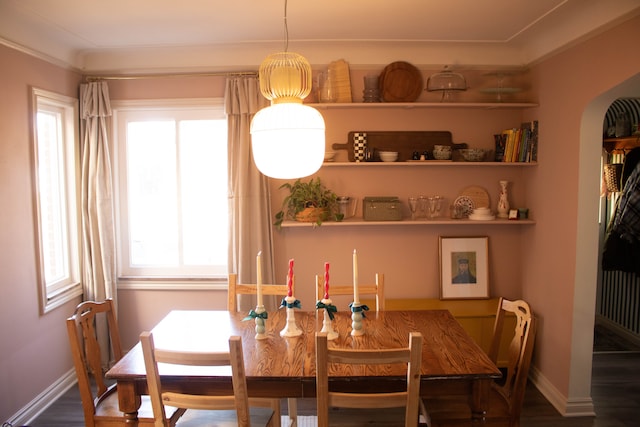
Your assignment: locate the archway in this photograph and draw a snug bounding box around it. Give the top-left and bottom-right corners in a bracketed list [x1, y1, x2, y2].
[572, 73, 640, 400]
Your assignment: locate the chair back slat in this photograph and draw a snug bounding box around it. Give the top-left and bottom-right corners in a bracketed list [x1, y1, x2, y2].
[316, 273, 385, 311]
[228, 273, 289, 312]
[66, 299, 122, 423]
[316, 331, 423, 427]
[227, 273, 287, 427]
[141, 332, 255, 427]
[489, 297, 537, 421]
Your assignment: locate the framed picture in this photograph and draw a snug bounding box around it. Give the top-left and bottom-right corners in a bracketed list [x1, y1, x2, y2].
[439, 236, 489, 300]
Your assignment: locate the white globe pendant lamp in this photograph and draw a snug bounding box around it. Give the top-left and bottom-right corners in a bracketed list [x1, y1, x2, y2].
[250, 1, 325, 179]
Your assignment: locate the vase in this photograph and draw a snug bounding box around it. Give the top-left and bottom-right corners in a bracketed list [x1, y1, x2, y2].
[362, 74, 380, 103]
[318, 69, 337, 103]
[497, 180, 510, 218]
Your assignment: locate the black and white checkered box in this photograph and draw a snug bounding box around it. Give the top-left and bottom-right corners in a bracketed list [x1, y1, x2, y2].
[353, 132, 367, 162]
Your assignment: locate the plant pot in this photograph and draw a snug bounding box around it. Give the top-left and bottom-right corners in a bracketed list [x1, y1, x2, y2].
[295, 207, 329, 223]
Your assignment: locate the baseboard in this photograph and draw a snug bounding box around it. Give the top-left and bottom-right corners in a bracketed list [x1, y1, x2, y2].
[529, 366, 595, 417]
[596, 315, 640, 346]
[7, 368, 77, 426]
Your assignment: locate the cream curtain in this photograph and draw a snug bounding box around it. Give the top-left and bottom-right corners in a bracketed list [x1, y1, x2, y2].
[79, 81, 117, 366]
[225, 76, 277, 310]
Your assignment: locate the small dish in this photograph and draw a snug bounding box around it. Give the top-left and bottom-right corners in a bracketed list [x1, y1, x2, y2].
[453, 196, 475, 218]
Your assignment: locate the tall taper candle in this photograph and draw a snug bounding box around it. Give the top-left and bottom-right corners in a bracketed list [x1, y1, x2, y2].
[324, 262, 330, 299]
[353, 249, 359, 303]
[287, 259, 294, 296]
[256, 251, 263, 307]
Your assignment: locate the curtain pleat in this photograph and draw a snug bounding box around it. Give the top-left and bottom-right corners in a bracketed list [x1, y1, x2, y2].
[225, 77, 277, 310]
[79, 81, 117, 367]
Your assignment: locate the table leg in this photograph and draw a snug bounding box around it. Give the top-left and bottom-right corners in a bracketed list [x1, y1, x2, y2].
[117, 380, 141, 425]
[470, 378, 491, 423]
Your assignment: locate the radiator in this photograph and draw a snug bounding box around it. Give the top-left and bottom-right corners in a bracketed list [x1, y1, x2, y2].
[599, 270, 640, 335]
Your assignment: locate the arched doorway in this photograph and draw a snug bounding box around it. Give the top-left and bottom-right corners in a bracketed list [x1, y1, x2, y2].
[572, 73, 640, 401]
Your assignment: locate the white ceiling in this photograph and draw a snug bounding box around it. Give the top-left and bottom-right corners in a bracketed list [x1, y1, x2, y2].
[1, 0, 639, 74]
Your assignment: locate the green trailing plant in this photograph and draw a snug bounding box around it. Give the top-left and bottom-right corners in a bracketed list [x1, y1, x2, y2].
[274, 178, 338, 227]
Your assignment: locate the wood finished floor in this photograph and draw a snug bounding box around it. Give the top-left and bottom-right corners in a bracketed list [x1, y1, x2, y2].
[27, 326, 640, 426]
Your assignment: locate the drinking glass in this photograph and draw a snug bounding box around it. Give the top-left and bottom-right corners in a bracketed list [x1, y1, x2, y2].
[408, 197, 418, 220]
[418, 196, 428, 218]
[428, 196, 443, 219]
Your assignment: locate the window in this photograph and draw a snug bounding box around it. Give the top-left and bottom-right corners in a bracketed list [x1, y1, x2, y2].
[31, 87, 82, 314]
[112, 99, 228, 285]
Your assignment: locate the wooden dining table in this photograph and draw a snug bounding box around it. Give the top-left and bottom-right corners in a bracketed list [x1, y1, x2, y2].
[106, 308, 500, 425]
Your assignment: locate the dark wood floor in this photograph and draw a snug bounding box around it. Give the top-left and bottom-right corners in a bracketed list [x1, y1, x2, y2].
[28, 326, 640, 426]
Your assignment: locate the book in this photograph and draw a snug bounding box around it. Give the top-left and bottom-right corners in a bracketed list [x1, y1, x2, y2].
[520, 120, 539, 162]
[494, 133, 506, 161]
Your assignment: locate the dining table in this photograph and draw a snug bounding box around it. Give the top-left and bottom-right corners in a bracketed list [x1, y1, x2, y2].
[106, 308, 500, 425]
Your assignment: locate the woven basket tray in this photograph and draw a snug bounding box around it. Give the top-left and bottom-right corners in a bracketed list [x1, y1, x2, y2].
[604, 163, 623, 192]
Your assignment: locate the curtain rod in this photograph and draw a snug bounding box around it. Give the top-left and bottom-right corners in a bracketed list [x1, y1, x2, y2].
[84, 71, 257, 82]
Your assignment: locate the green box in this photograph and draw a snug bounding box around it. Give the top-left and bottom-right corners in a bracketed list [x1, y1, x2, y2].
[363, 197, 402, 221]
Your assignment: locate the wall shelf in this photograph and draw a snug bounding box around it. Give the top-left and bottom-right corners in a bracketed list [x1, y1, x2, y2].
[308, 102, 538, 110]
[279, 218, 535, 228]
[322, 161, 538, 168]
[603, 136, 640, 153]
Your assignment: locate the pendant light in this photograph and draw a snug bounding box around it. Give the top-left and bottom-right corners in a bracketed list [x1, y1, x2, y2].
[250, 0, 325, 179]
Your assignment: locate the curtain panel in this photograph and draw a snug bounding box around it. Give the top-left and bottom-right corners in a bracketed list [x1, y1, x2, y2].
[79, 81, 117, 367]
[225, 76, 278, 310]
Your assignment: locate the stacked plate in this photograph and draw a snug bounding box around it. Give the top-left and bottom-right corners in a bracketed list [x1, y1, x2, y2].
[468, 207, 495, 221]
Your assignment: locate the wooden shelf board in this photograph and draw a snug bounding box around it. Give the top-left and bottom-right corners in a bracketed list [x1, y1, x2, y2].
[279, 219, 535, 228]
[308, 102, 538, 110]
[322, 161, 538, 167]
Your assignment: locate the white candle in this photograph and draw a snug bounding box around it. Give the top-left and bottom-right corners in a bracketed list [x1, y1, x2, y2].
[256, 251, 263, 307]
[353, 249, 359, 303]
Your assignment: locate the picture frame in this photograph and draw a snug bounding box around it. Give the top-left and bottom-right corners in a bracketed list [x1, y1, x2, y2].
[439, 236, 489, 300]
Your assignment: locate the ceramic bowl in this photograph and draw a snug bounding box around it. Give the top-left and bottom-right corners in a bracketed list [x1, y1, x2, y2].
[324, 150, 337, 162]
[432, 145, 452, 160]
[379, 151, 399, 162]
[459, 148, 487, 162]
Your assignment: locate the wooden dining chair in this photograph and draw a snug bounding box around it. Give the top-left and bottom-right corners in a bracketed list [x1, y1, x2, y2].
[66, 299, 185, 426]
[315, 272, 385, 311]
[422, 297, 537, 427]
[141, 331, 276, 427]
[315, 331, 424, 427]
[227, 273, 291, 427]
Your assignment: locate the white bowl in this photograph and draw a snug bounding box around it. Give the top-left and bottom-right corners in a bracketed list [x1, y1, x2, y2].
[379, 151, 399, 162]
[324, 151, 337, 162]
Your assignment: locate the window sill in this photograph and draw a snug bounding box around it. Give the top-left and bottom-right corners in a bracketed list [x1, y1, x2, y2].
[117, 277, 228, 291]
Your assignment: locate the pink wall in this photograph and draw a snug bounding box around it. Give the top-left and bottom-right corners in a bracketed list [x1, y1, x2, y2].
[2, 13, 640, 422]
[524, 15, 640, 408]
[0, 45, 83, 420]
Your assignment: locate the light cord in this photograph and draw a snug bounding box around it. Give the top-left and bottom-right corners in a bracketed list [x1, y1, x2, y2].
[283, 0, 289, 52]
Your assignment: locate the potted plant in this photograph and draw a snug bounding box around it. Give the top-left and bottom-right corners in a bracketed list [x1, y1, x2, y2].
[274, 178, 338, 227]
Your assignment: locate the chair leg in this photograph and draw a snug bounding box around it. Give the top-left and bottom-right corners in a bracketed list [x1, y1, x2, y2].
[287, 398, 297, 427]
[419, 399, 432, 427]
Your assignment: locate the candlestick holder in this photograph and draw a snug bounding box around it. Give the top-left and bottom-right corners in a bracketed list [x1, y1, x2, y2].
[349, 302, 368, 336]
[316, 299, 338, 340]
[254, 305, 267, 340]
[280, 296, 302, 337]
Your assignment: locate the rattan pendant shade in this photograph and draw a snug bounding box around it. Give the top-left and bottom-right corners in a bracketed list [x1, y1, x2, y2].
[258, 52, 312, 103]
